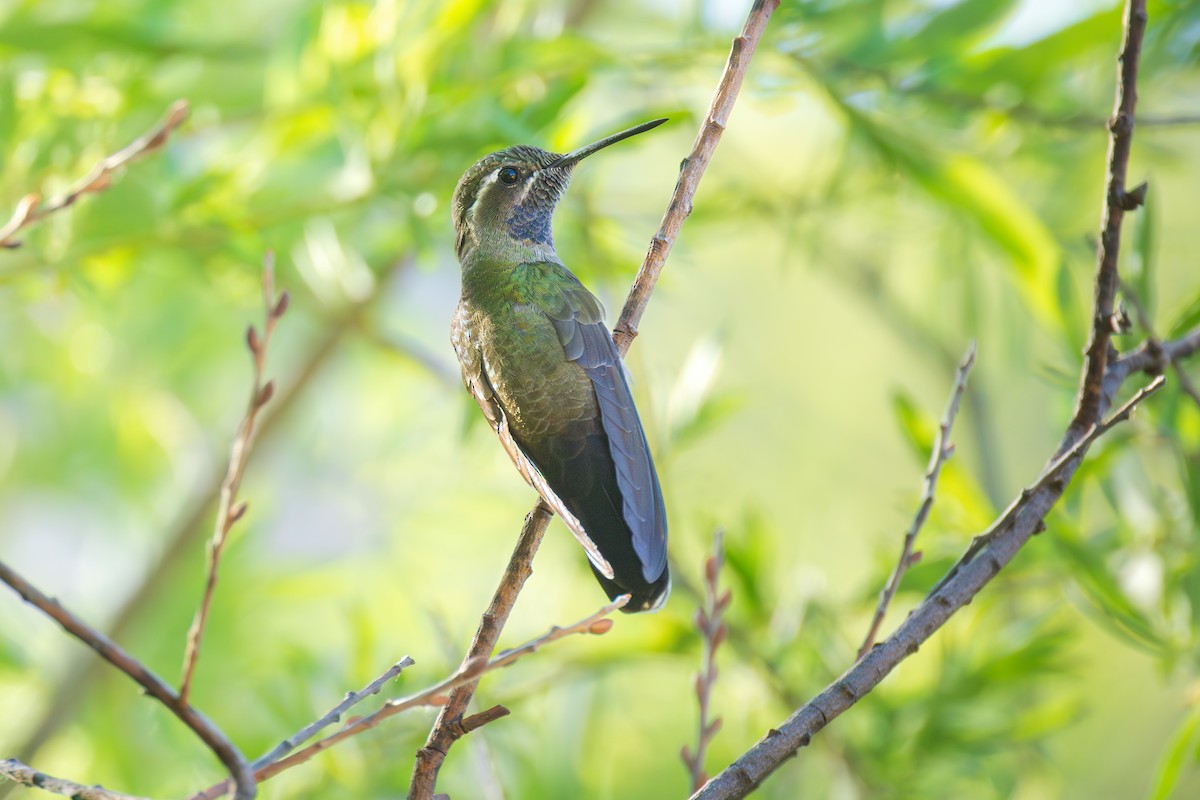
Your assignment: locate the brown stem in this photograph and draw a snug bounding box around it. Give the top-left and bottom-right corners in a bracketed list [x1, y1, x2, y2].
[408, 504, 552, 799]
[252, 657, 416, 770]
[693, 375, 1164, 799]
[0, 100, 189, 249]
[0, 562, 255, 799]
[4, 258, 413, 783]
[1069, 0, 1149, 438]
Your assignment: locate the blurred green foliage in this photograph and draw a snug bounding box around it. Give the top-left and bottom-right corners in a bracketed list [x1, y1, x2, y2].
[3, 0, 1200, 798]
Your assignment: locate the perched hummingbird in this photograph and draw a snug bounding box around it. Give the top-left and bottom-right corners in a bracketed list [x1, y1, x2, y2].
[450, 119, 669, 612]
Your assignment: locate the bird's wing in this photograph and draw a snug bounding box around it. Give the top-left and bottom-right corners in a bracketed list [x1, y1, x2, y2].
[542, 276, 668, 582]
[452, 301, 615, 579]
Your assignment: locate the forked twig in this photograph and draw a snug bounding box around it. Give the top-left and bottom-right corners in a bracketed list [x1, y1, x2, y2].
[694, 375, 1165, 800]
[0, 561, 255, 799]
[190, 597, 628, 800]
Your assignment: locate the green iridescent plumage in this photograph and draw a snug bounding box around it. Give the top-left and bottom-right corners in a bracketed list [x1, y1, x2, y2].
[450, 120, 670, 612]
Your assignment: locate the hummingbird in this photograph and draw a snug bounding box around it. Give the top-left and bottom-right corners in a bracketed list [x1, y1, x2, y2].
[450, 119, 669, 612]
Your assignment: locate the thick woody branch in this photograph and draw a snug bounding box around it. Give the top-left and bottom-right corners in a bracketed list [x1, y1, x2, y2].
[409, 2, 779, 796]
[193, 597, 627, 800]
[180, 254, 289, 706]
[0, 760, 147, 800]
[693, 374, 1164, 799]
[1070, 0, 1148, 436]
[0, 561, 255, 800]
[858, 341, 976, 658]
[0, 100, 189, 249]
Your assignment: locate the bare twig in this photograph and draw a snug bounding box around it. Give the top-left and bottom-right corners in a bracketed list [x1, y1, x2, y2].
[0, 561, 255, 800]
[192, 597, 627, 800]
[858, 341, 976, 658]
[409, 3, 779, 796]
[252, 656, 416, 770]
[1070, 0, 1149, 437]
[0, 100, 189, 249]
[180, 253, 289, 705]
[0, 760, 147, 800]
[682, 532, 732, 793]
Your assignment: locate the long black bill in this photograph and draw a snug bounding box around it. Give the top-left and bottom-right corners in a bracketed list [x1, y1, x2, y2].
[549, 118, 668, 169]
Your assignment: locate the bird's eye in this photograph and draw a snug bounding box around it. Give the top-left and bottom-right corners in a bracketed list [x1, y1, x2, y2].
[498, 166, 519, 185]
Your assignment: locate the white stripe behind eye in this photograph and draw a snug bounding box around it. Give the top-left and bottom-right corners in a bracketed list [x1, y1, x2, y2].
[516, 173, 535, 204]
[466, 170, 501, 223]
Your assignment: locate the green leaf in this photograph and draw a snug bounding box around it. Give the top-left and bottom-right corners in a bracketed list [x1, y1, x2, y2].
[891, 389, 936, 462]
[1148, 708, 1200, 800]
[1050, 527, 1169, 657]
[1167, 290, 1200, 340]
[836, 102, 1064, 334]
[1129, 189, 1156, 325]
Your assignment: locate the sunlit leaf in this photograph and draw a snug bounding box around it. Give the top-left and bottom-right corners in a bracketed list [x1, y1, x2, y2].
[1148, 707, 1200, 800]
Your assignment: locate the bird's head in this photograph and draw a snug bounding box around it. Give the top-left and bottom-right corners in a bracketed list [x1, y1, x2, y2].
[451, 118, 666, 261]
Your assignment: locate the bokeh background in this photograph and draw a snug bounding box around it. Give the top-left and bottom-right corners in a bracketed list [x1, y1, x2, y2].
[3, 0, 1200, 797]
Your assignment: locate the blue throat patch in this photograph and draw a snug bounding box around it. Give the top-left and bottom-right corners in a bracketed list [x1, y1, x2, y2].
[506, 203, 553, 246]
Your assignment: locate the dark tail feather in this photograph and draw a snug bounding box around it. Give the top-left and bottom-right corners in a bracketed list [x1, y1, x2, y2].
[518, 425, 669, 612]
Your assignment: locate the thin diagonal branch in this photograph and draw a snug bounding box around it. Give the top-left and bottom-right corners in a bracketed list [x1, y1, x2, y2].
[180, 253, 289, 705]
[409, 3, 779, 797]
[191, 597, 627, 800]
[682, 531, 731, 793]
[0, 100, 189, 249]
[1070, 0, 1149, 437]
[252, 656, 416, 770]
[858, 341, 976, 658]
[0, 561, 255, 800]
[0, 759, 147, 800]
